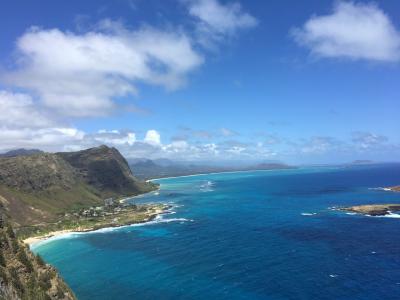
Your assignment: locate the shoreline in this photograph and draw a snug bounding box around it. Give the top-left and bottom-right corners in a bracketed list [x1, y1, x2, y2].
[337, 204, 400, 217]
[24, 205, 168, 248]
[147, 168, 298, 182]
[23, 229, 84, 247]
[119, 187, 160, 203]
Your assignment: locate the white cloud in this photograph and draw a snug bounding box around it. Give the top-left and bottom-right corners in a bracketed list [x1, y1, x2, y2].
[226, 146, 245, 154]
[299, 136, 342, 154]
[0, 90, 87, 152]
[352, 131, 388, 149]
[144, 129, 161, 145]
[186, 0, 257, 43]
[169, 140, 189, 149]
[292, 2, 400, 62]
[0, 127, 85, 152]
[4, 22, 203, 117]
[1, 5, 257, 119]
[98, 129, 120, 134]
[0, 90, 54, 128]
[94, 131, 136, 146]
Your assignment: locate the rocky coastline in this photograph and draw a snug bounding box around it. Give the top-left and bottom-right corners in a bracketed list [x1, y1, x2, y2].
[339, 204, 400, 216]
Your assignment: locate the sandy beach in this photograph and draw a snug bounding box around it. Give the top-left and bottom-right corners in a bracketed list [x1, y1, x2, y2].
[23, 229, 79, 246]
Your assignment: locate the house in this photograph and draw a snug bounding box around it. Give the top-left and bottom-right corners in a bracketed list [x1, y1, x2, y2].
[104, 198, 115, 207]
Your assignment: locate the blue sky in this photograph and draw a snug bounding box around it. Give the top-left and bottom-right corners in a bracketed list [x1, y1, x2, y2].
[0, 0, 399, 164]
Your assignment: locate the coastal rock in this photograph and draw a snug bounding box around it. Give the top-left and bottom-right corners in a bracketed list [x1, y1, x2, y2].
[386, 186, 400, 192]
[340, 204, 400, 216]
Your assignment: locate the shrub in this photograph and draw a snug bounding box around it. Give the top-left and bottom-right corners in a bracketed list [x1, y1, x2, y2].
[26, 273, 36, 290]
[24, 274, 38, 300]
[0, 231, 7, 249]
[9, 267, 24, 296]
[11, 238, 19, 253]
[56, 285, 66, 298]
[38, 271, 52, 291]
[36, 254, 46, 267]
[18, 249, 34, 273]
[6, 225, 15, 239]
[0, 251, 6, 267]
[0, 266, 8, 284]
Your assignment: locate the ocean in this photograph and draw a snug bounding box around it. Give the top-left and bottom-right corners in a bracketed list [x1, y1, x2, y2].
[32, 164, 400, 300]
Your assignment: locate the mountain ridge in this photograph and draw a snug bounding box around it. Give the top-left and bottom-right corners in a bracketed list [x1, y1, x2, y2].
[0, 149, 44, 158]
[129, 158, 295, 180]
[0, 145, 157, 227]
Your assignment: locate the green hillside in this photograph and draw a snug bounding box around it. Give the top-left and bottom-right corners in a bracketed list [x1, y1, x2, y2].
[0, 146, 157, 227]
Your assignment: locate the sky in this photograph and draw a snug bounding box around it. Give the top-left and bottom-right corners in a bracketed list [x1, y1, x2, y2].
[0, 0, 399, 164]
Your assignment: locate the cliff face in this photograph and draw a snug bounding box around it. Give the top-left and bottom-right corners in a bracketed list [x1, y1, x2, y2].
[0, 145, 156, 226]
[58, 145, 153, 197]
[0, 154, 76, 192]
[0, 211, 76, 300]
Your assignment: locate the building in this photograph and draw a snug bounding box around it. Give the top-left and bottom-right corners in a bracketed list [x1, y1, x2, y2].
[104, 198, 115, 207]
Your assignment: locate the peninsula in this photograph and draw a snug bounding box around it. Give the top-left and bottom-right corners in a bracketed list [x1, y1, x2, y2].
[22, 200, 170, 246]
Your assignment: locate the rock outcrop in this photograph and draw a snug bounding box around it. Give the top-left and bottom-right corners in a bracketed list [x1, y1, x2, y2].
[340, 204, 400, 216]
[0, 210, 76, 300]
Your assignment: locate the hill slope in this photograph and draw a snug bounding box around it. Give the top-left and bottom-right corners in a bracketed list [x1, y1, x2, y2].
[0, 149, 44, 158]
[0, 209, 76, 300]
[0, 146, 156, 226]
[58, 145, 152, 197]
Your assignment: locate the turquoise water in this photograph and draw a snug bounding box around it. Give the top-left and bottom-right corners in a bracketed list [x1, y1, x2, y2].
[33, 165, 400, 299]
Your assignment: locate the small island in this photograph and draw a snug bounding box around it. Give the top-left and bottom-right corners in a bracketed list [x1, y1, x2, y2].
[384, 185, 400, 192]
[21, 199, 171, 245]
[340, 204, 400, 216]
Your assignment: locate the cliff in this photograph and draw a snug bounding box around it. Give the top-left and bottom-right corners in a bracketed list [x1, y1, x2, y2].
[0, 210, 76, 300]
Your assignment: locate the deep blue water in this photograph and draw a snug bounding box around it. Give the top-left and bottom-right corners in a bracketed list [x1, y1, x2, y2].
[33, 165, 400, 300]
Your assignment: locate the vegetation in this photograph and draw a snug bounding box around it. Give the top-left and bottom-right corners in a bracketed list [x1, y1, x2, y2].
[0, 145, 157, 226]
[19, 202, 169, 240]
[0, 214, 76, 299]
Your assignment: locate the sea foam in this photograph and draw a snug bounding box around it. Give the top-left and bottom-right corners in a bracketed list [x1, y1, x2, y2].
[371, 213, 400, 219]
[31, 212, 193, 250]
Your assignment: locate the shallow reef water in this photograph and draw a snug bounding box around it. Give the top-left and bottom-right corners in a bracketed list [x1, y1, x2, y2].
[34, 164, 400, 300]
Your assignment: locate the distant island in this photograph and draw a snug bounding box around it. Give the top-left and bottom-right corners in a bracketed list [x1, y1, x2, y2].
[129, 158, 295, 180]
[385, 185, 400, 192]
[338, 185, 400, 216]
[340, 204, 400, 216]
